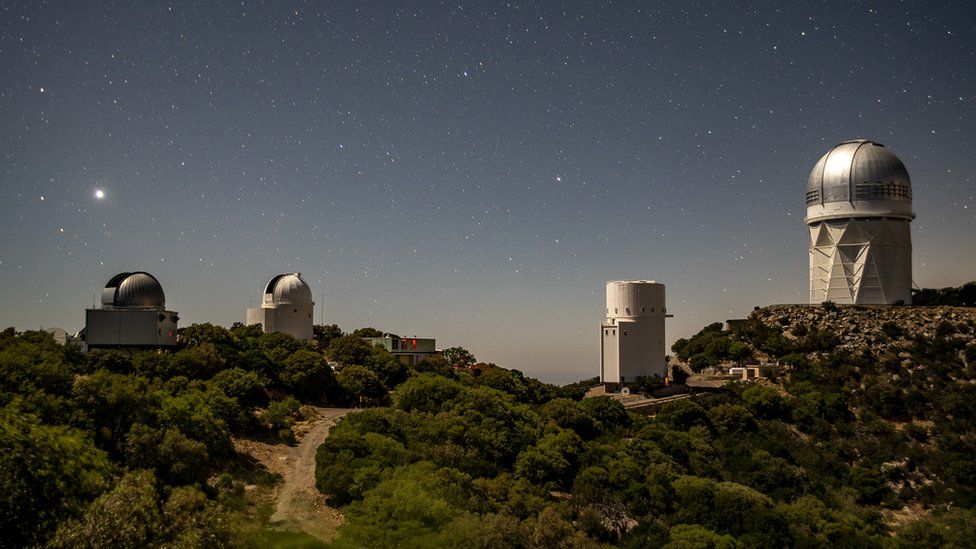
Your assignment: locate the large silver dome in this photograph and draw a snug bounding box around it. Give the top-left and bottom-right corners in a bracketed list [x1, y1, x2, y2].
[101, 272, 166, 308]
[805, 139, 914, 223]
[806, 139, 911, 206]
[263, 273, 313, 305]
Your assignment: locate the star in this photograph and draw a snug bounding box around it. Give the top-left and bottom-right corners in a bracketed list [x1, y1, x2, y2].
[94, 189, 105, 200]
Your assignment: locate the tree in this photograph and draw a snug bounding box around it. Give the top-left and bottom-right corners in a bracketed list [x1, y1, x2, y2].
[707, 403, 756, 434]
[896, 508, 976, 548]
[157, 391, 232, 459]
[48, 470, 161, 548]
[664, 524, 738, 549]
[210, 367, 268, 407]
[0, 403, 113, 547]
[580, 396, 631, 430]
[473, 365, 527, 398]
[337, 365, 385, 405]
[124, 424, 210, 486]
[132, 352, 175, 379]
[514, 429, 583, 488]
[72, 369, 154, 454]
[314, 323, 344, 350]
[540, 398, 600, 439]
[316, 429, 412, 505]
[739, 384, 791, 421]
[169, 343, 225, 380]
[51, 469, 253, 548]
[443, 346, 476, 368]
[657, 399, 711, 431]
[178, 322, 235, 351]
[85, 349, 134, 374]
[414, 354, 454, 376]
[392, 373, 465, 414]
[352, 327, 385, 338]
[336, 463, 462, 546]
[260, 396, 301, 430]
[280, 349, 336, 400]
[327, 335, 374, 367]
[364, 346, 408, 389]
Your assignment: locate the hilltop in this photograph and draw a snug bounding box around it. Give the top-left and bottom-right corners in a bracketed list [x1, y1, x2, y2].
[3, 303, 976, 547]
[752, 304, 976, 358]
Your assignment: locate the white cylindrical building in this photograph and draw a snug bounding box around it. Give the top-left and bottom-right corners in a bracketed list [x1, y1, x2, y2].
[246, 273, 315, 340]
[805, 139, 915, 304]
[600, 280, 669, 384]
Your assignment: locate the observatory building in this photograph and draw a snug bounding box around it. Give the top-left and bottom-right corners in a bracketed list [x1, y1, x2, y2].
[246, 273, 314, 340]
[600, 280, 671, 385]
[363, 335, 438, 366]
[806, 139, 915, 304]
[84, 271, 179, 350]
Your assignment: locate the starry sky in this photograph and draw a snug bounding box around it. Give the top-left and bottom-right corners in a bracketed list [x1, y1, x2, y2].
[2, 1, 974, 383]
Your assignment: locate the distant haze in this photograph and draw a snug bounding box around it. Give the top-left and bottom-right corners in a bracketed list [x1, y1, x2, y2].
[1, 2, 974, 383]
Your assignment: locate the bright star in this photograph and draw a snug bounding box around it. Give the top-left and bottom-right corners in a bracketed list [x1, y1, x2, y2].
[94, 189, 105, 200]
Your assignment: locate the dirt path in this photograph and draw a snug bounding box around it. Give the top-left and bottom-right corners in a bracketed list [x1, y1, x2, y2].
[268, 407, 354, 542]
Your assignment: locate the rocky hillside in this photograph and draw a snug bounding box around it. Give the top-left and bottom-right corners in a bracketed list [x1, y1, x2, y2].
[752, 304, 976, 357]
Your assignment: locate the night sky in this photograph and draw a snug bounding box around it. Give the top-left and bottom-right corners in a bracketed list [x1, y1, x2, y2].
[2, 1, 974, 382]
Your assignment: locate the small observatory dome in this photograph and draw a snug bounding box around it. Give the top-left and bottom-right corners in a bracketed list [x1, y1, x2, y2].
[263, 273, 313, 305]
[805, 139, 914, 224]
[101, 272, 166, 308]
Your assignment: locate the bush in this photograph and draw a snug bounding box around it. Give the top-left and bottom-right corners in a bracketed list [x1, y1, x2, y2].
[0, 404, 114, 547]
[261, 397, 301, 430]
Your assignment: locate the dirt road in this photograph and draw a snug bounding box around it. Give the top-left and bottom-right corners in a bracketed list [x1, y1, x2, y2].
[269, 407, 354, 542]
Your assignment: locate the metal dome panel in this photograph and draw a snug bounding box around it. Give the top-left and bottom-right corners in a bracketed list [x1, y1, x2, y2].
[805, 139, 914, 224]
[806, 139, 912, 206]
[104, 271, 166, 308]
[264, 273, 313, 305]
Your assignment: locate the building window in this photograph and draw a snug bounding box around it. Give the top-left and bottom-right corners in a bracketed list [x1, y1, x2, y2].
[614, 308, 618, 314]
[641, 306, 645, 312]
[612, 329, 616, 336]
[623, 330, 628, 336]
[605, 329, 609, 335]
[625, 307, 630, 315]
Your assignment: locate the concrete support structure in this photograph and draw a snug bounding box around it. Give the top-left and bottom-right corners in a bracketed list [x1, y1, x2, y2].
[806, 139, 915, 305]
[600, 280, 670, 384]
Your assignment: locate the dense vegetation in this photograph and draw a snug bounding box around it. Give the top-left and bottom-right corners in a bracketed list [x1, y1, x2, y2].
[1, 322, 532, 547]
[314, 309, 976, 547]
[3, 302, 976, 547]
[912, 281, 976, 307]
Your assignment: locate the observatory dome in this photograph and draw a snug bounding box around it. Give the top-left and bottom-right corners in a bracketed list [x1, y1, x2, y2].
[805, 139, 914, 224]
[102, 272, 166, 308]
[263, 273, 313, 305]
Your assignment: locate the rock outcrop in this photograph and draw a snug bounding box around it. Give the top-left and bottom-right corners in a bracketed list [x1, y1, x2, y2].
[751, 304, 976, 356]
